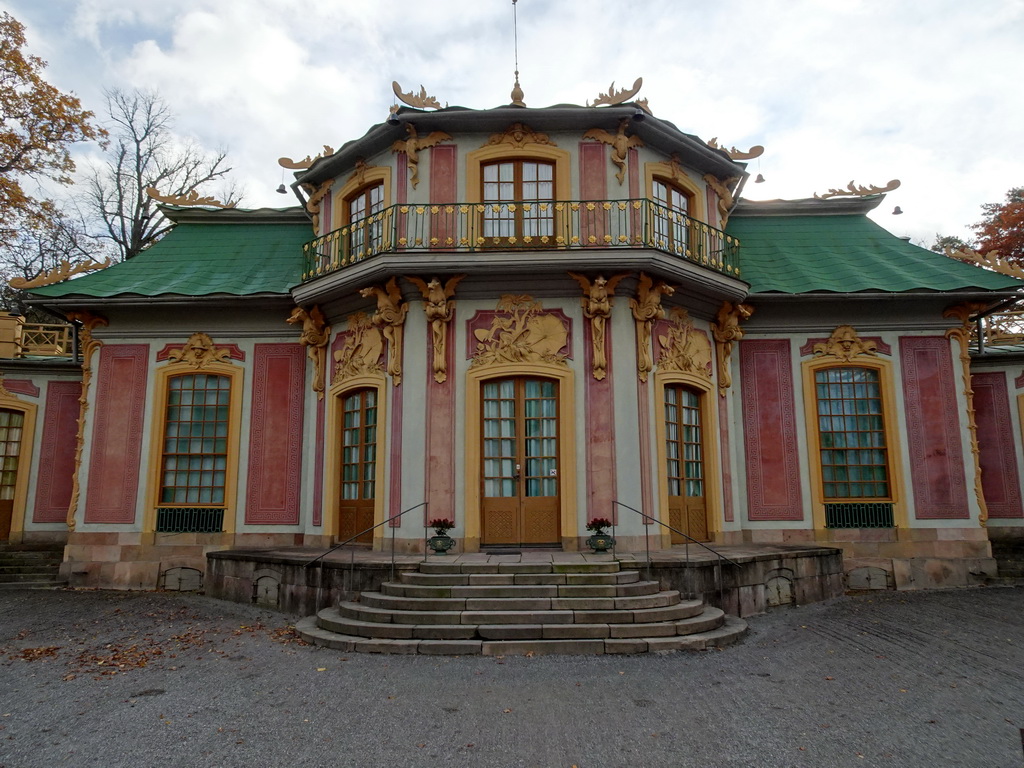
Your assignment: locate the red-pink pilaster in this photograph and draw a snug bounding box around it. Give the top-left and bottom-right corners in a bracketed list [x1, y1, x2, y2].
[388, 383, 403, 526]
[627, 147, 641, 236]
[899, 337, 970, 519]
[718, 394, 734, 522]
[33, 381, 81, 523]
[740, 339, 804, 520]
[425, 311, 457, 523]
[429, 145, 457, 247]
[579, 142, 608, 246]
[85, 345, 148, 524]
[973, 371, 1023, 518]
[636, 378, 652, 526]
[583, 315, 617, 522]
[313, 396, 325, 527]
[246, 344, 305, 525]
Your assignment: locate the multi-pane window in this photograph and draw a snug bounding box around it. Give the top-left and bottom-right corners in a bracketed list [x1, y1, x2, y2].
[160, 374, 230, 505]
[814, 367, 890, 499]
[652, 179, 691, 254]
[341, 389, 377, 501]
[664, 386, 703, 498]
[482, 160, 554, 241]
[347, 182, 384, 257]
[0, 409, 24, 503]
[482, 378, 558, 498]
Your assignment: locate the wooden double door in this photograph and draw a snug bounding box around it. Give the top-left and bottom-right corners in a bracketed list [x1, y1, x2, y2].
[481, 377, 561, 546]
[337, 389, 377, 544]
[664, 385, 709, 543]
[0, 408, 24, 541]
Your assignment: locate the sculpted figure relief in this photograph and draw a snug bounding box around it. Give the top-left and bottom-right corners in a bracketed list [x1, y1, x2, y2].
[406, 275, 466, 383]
[711, 301, 754, 395]
[568, 271, 629, 380]
[288, 305, 331, 399]
[359, 277, 408, 385]
[629, 272, 675, 381]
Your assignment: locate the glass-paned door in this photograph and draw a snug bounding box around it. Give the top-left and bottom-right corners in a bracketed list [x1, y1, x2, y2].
[651, 180, 691, 256]
[347, 182, 384, 260]
[0, 408, 23, 540]
[664, 385, 708, 543]
[481, 377, 560, 546]
[339, 388, 377, 544]
[481, 160, 555, 245]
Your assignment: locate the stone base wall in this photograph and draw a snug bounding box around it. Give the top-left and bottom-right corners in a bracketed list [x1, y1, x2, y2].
[61, 531, 334, 590]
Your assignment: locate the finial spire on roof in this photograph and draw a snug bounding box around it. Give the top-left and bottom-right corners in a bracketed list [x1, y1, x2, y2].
[510, 0, 526, 107]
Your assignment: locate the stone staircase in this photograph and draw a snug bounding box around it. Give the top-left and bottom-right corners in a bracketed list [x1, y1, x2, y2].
[296, 558, 746, 655]
[991, 538, 1024, 579]
[0, 544, 67, 589]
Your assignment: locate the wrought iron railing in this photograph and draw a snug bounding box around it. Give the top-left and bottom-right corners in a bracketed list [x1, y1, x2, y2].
[302, 198, 741, 281]
[824, 502, 894, 529]
[156, 507, 225, 533]
[18, 323, 72, 356]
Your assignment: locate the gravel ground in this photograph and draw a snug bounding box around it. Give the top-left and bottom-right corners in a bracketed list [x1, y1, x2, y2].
[0, 586, 1021, 768]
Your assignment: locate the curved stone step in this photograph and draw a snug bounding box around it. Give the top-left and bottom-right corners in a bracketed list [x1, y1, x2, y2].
[382, 580, 661, 600]
[398, 569, 643, 587]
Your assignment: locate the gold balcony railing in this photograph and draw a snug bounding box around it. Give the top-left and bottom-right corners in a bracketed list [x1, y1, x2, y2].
[302, 198, 741, 282]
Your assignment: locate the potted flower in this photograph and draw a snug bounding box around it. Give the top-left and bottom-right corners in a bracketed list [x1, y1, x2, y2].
[586, 517, 615, 552]
[427, 518, 456, 555]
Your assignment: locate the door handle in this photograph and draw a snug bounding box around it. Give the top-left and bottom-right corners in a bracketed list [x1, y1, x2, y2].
[514, 462, 521, 480]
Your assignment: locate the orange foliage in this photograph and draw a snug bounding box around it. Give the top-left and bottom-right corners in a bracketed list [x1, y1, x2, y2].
[972, 187, 1024, 266]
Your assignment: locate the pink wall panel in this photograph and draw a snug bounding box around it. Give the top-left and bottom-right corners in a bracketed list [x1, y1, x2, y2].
[425, 312, 456, 522]
[718, 394, 734, 523]
[899, 336, 969, 519]
[583, 314, 617, 522]
[85, 345, 148, 524]
[33, 381, 81, 523]
[578, 142, 608, 246]
[973, 372, 1023, 518]
[313, 397, 325, 527]
[4, 379, 39, 397]
[429, 145, 458, 247]
[740, 339, 804, 520]
[246, 344, 305, 525]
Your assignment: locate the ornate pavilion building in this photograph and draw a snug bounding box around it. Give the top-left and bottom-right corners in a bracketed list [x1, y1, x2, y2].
[1, 79, 1022, 595]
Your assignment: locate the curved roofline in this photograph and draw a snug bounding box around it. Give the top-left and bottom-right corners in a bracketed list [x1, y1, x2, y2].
[732, 196, 884, 217]
[160, 205, 308, 225]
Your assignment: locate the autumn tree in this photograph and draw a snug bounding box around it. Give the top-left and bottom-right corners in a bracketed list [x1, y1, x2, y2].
[972, 186, 1024, 265]
[0, 12, 101, 249]
[83, 88, 238, 260]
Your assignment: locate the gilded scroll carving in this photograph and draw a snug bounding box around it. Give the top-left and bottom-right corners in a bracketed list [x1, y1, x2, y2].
[471, 295, 568, 368]
[813, 179, 901, 199]
[568, 272, 628, 380]
[166, 333, 235, 370]
[711, 301, 754, 396]
[391, 81, 446, 110]
[703, 174, 740, 226]
[288, 305, 331, 399]
[64, 310, 108, 531]
[657, 308, 712, 378]
[629, 273, 674, 382]
[333, 312, 385, 382]
[483, 123, 556, 149]
[706, 138, 765, 161]
[406, 275, 466, 383]
[144, 187, 234, 209]
[586, 77, 644, 107]
[945, 246, 1024, 281]
[360, 277, 408, 385]
[391, 123, 453, 190]
[812, 325, 878, 362]
[8, 257, 113, 290]
[945, 302, 993, 526]
[583, 119, 644, 185]
[278, 146, 334, 170]
[300, 179, 333, 233]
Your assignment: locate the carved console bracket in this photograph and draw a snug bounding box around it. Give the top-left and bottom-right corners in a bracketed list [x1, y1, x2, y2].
[360, 277, 408, 385]
[711, 301, 754, 396]
[568, 272, 628, 380]
[406, 275, 465, 383]
[391, 124, 453, 190]
[629, 272, 674, 382]
[583, 119, 644, 186]
[288, 305, 331, 399]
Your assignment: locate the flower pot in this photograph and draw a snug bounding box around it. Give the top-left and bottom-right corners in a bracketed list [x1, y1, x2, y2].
[428, 534, 456, 555]
[586, 533, 615, 552]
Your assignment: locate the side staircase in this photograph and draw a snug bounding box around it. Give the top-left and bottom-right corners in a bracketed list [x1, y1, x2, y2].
[297, 558, 747, 655]
[0, 544, 67, 589]
[991, 539, 1024, 579]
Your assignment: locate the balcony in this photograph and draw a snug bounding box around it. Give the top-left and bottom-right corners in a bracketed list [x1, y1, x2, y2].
[302, 198, 740, 282]
[0, 315, 73, 359]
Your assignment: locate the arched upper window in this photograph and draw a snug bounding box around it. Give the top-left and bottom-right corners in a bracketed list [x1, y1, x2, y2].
[346, 182, 385, 259]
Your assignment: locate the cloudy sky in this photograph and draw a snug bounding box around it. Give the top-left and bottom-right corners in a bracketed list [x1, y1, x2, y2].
[4, 0, 1024, 246]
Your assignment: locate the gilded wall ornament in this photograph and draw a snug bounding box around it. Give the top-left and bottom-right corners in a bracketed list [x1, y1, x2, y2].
[391, 124, 453, 190]
[711, 301, 754, 395]
[278, 146, 335, 170]
[471, 295, 569, 368]
[166, 332, 235, 370]
[944, 302, 993, 526]
[300, 179, 334, 233]
[813, 179, 901, 199]
[703, 174, 740, 226]
[706, 138, 765, 161]
[583, 119, 644, 186]
[629, 272, 675, 382]
[568, 271, 629, 380]
[334, 312, 385, 382]
[391, 81, 446, 110]
[945, 246, 1024, 281]
[288, 305, 331, 399]
[63, 310, 108, 531]
[145, 187, 235, 209]
[483, 123, 556, 149]
[406, 275, 466, 384]
[359, 277, 408, 385]
[8, 257, 113, 290]
[586, 77, 644, 107]
[657, 308, 712, 379]
[812, 325, 878, 362]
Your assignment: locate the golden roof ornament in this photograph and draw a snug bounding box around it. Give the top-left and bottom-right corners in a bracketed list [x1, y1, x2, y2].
[391, 81, 446, 110]
[706, 138, 764, 161]
[145, 187, 235, 209]
[813, 179, 901, 199]
[587, 77, 643, 107]
[510, 73, 526, 107]
[8, 257, 113, 290]
[278, 146, 335, 170]
[945, 246, 1024, 281]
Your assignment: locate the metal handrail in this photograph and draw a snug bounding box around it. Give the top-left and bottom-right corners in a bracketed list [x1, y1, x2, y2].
[611, 500, 740, 608]
[305, 501, 427, 611]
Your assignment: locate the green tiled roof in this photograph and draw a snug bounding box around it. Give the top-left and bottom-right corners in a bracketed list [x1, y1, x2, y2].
[31, 210, 310, 300]
[728, 213, 1023, 294]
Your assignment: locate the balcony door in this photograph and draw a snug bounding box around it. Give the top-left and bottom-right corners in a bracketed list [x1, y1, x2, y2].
[481, 160, 554, 245]
[481, 377, 561, 546]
